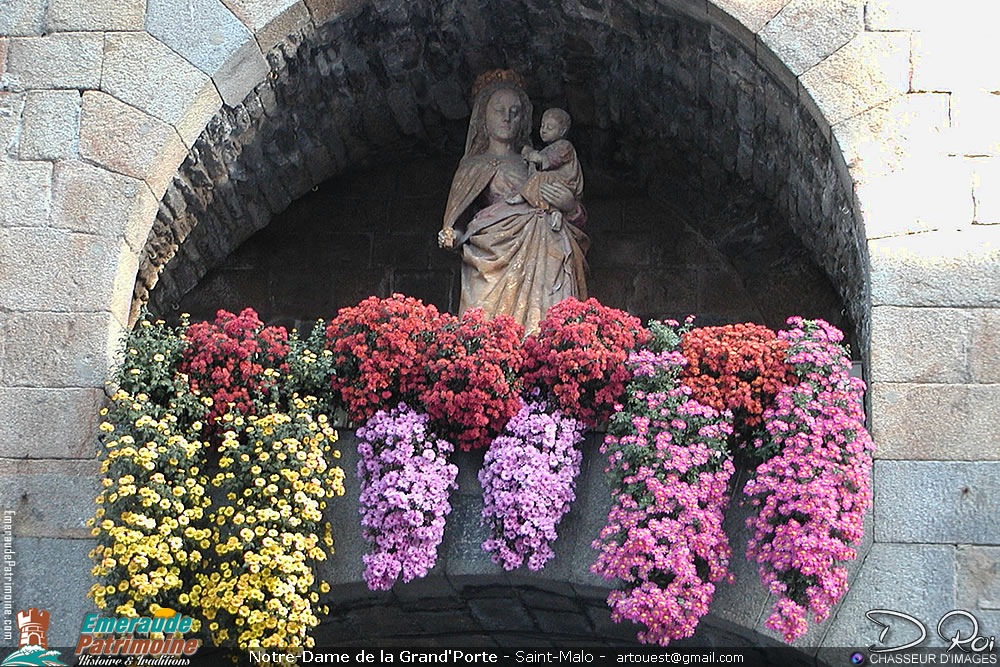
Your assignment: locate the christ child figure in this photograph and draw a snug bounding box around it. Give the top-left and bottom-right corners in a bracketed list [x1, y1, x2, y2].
[507, 107, 583, 232]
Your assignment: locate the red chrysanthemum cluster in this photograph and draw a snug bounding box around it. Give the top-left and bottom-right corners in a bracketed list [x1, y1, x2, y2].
[324, 294, 448, 424]
[680, 323, 794, 429]
[179, 308, 289, 431]
[421, 309, 525, 451]
[522, 298, 651, 427]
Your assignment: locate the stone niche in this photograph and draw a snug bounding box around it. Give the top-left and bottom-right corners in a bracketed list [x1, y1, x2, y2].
[143, 0, 860, 355]
[166, 154, 848, 348]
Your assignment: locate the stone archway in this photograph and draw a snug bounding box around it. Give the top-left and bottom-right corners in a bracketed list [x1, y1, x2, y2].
[3, 0, 998, 653]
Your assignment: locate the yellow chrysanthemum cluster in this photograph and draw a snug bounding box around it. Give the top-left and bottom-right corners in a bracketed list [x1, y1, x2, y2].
[88, 390, 211, 616]
[198, 400, 345, 649]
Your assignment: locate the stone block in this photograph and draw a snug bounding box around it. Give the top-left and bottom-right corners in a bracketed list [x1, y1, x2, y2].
[52, 160, 157, 251]
[0, 228, 121, 312]
[949, 92, 1000, 158]
[0, 311, 121, 387]
[871, 383, 1000, 460]
[875, 461, 1000, 543]
[221, 0, 311, 52]
[101, 32, 223, 147]
[0, 92, 23, 157]
[0, 0, 45, 36]
[5, 32, 103, 89]
[869, 306, 972, 383]
[957, 547, 1000, 616]
[0, 387, 104, 458]
[708, 0, 788, 33]
[864, 0, 935, 31]
[854, 159, 973, 239]
[11, 537, 95, 646]
[212, 39, 268, 107]
[146, 0, 267, 106]
[820, 543, 956, 650]
[45, 0, 145, 31]
[78, 91, 187, 199]
[798, 32, 910, 127]
[832, 93, 950, 182]
[912, 30, 1000, 94]
[970, 309, 1000, 383]
[0, 159, 51, 227]
[759, 0, 862, 76]
[869, 228, 1000, 307]
[18, 89, 79, 160]
[973, 158, 1000, 225]
[0, 459, 99, 538]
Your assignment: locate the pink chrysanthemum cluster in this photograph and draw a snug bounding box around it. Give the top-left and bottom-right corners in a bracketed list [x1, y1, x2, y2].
[592, 331, 735, 646]
[356, 403, 459, 590]
[479, 399, 586, 571]
[744, 318, 874, 642]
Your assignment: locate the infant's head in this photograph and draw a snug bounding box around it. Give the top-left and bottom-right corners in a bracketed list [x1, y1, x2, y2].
[540, 108, 571, 143]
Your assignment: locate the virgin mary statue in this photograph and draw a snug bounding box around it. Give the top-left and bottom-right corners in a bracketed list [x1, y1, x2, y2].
[437, 70, 590, 334]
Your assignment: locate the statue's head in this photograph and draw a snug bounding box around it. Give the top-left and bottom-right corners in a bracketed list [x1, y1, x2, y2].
[466, 70, 533, 156]
[540, 108, 571, 143]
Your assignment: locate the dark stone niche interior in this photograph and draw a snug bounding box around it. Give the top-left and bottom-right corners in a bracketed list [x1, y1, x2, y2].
[143, 0, 865, 352]
[174, 156, 849, 348]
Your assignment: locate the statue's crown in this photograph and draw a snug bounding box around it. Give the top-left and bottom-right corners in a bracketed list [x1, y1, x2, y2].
[17, 608, 49, 628]
[471, 69, 525, 100]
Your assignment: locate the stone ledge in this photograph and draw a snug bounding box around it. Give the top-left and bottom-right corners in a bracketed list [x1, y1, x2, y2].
[871, 383, 1000, 460]
[875, 461, 1000, 544]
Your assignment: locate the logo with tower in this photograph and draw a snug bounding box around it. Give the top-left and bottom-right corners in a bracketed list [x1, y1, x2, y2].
[0, 609, 64, 666]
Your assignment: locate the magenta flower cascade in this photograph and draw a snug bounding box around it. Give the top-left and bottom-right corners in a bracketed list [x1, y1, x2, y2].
[591, 320, 736, 646]
[744, 318, 874, 642]
[479, 398, 586, 571]
[355, 403, 459, 590]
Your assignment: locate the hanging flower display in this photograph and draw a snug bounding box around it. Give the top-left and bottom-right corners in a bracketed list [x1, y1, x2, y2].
[591, 320, 735, 645]
[355, 403, 459, 590]
[743, 318, 874, 641]
[479, 398, 586, 571]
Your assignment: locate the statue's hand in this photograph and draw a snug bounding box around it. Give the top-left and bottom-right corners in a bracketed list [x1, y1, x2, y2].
[438, 227, 457, 249]
[539, 182, 577, 213]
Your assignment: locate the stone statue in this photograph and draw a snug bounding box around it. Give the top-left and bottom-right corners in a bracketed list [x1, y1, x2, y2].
[438, 70, 590, 335]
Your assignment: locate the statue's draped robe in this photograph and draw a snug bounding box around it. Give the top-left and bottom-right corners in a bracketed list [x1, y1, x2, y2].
[443, 154, 589, 334]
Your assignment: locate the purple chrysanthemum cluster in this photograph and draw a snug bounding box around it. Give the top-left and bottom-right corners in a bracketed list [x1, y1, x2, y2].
[744, 318, 874, 642]
[356, 403, 459, 590]
[592, 341, 735, 646]
[479, 399, 585, 571]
